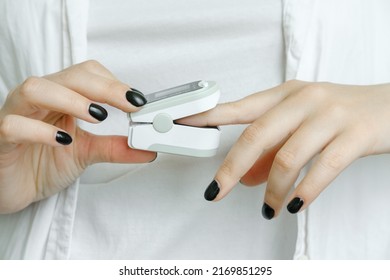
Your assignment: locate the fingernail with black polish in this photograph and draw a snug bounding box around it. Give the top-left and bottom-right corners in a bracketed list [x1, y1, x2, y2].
[131, 88, 144, 95]
[287, 197, 304, 214]
[89, 103, 108, 121]
[56, 131, 72, 145]
[126, 89, 147, 107]
[204, 180, 220, 201]
[262, 203, 275, 220]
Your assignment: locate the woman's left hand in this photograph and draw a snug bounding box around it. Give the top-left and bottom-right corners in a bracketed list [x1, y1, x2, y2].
[181, 80, 390, 219]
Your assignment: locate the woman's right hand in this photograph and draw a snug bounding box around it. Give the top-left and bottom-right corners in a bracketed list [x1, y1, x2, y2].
[0, 60, 156, 214]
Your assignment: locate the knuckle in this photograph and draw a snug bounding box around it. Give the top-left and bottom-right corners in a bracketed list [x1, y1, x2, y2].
[218, 158, 235, 179]
[319, 149, 345, 171]
[323, 103, 347, 120]
[273, 149, 298, 173]
[283, 79, 306, 90]
[78, 59, 104, 72]
[101, 80, 128, 100]
[286, 79, 300, 85]
[293, 82, 328, 101]
[0, 115, 16, 140]
[241, 123, 264, 145]
[19, 76, 42, 100]
[303, 83, 328, 95]
[265, 187, 282, 204]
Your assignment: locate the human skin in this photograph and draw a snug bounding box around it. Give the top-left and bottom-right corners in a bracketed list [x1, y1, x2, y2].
[181, 80, 390, 219]
[0, 60, 156, 214]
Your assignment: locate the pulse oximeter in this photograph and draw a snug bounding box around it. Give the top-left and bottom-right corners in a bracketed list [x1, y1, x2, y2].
[128, 80, 221, 157]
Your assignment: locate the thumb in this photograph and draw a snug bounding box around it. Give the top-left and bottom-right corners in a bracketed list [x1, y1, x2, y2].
[84, 134, 157, 164]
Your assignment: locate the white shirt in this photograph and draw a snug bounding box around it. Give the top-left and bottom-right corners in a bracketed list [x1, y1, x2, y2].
[0, 0, 390, 260]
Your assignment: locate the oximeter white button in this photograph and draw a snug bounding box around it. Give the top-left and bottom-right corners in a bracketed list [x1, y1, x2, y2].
[153, 113, 173, 133]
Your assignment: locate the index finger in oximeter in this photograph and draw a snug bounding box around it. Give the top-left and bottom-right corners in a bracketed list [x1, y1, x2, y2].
[128, 80, 220, 157]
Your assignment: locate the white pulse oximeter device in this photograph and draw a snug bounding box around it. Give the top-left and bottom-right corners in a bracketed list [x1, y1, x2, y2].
[128, 80, 221, 157]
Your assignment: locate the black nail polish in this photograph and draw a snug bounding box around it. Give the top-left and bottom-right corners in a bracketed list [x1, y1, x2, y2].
[126, 89, 147, 107]
[89, 103, 108, 121]
[56, 131, 72, 145]
[287, 197, 304, 214]
[262, 203, 275, 220]
[131, 88, 144, 95]
[204, 180, 220, 201]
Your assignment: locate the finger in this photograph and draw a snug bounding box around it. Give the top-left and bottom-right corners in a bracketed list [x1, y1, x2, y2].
[240, 140, 285, 186]
[69, 60, 118, 80]
[204, 90, 311, 202]
[179, 80, 307, 127]
[8, 77, 108, 123]
[262, 114, 341, 219]
[285, 130, 368, 214]
[0, 114, 72, 148]
[82, 133, 157, 165]
[46, 61, 146, 112]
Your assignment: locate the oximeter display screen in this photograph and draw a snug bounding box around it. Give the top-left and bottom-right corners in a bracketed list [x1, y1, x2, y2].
[145, 81, 203, 103]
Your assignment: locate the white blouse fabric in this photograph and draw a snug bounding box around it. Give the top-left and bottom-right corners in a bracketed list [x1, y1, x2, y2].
[0, 0, 389, 260]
